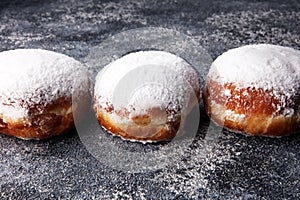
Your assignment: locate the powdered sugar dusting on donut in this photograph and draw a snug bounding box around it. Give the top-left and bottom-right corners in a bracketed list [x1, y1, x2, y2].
[208, 44, 300, 113]
[209, 44, 300, 93]
[94, 51, 200, 119]
[0, 49, 89, 120]
[207, 44, 300, 117]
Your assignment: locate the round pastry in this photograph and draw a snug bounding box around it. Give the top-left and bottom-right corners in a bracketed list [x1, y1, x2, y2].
[204, 44, 300, 136]
[93, 50, 200, 142]
[0, 49, 89, 139]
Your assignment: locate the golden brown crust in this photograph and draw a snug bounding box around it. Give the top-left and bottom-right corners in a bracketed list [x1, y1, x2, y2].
[0, 97, 74, 139]
[95, 108, 181, 142]
[204, 80, 300, 136]
[94, 83, 200, 142]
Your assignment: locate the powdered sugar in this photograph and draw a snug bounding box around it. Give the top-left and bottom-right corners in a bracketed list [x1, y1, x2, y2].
[0, 49, 89, 120]
[209, 44, 300, 94]
[224, 89, 231, 97]
[94, 50, 200, 119]
[207, 44, 300, 116]
[224, 110, 246, 120]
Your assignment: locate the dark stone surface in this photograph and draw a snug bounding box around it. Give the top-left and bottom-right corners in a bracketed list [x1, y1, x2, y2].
[1, 0, 300, 199]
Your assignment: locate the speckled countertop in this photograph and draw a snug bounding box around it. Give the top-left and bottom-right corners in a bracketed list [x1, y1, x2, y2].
[0, 0, 300, 199]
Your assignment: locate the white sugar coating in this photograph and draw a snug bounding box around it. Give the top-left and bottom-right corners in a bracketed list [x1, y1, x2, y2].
[209, 44, 300, 94]
[94, 50, 200, 117]
[0, 49, 89, 120]
[128, 84, 173, 114]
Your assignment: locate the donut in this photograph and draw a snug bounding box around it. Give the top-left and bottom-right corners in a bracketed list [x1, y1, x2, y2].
[0, 49, 89, 139]
[204, 44, 300, 136]
[93, 50, 200, 142]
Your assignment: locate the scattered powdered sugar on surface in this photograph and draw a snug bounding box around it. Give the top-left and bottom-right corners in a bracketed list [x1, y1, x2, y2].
[94, 51, 199, 117]
[209, 44, 300, 92]
[0, 49, 88, 120]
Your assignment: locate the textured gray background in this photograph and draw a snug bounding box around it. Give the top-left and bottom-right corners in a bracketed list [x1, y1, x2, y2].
[0, 0, 300, 199]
